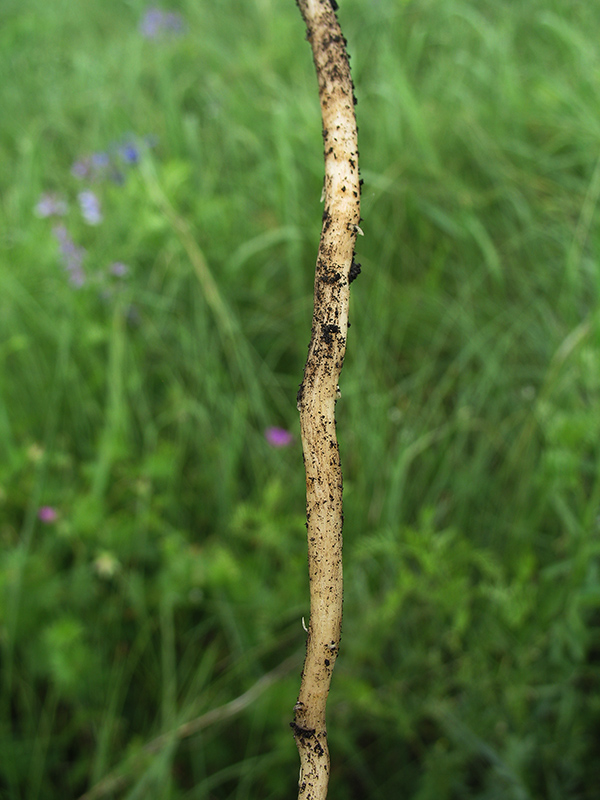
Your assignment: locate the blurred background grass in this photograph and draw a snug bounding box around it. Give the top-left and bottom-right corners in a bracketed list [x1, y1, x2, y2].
[1, 0, 600, 797]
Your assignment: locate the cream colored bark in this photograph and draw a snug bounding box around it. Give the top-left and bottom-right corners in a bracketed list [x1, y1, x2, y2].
[292, 1, 361, 798]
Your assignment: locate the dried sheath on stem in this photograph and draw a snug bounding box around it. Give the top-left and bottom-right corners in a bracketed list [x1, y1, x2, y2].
[292, 1, 361, 798]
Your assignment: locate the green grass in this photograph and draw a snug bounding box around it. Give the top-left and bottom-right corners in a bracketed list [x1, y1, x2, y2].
[1, 0, 600, 798]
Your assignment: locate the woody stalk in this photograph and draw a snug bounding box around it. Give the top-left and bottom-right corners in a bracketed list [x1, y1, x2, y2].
[291, 1, 361, 798]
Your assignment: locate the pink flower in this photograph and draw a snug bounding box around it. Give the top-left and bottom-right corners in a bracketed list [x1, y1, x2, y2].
[38, 506, 58, 523]
[265, 427, 294, 448]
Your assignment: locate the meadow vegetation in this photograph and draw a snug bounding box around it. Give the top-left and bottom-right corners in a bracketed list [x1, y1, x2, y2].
[1, 0, 599, 797]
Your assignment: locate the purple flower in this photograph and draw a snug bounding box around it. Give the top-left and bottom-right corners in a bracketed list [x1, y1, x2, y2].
[53, 225, 87, 287]
[78, 190, 103, 225]
[265, 427, 294, 448]
[110, 262, 129, 277]
[140, 8, 162, 37]
[72, 153, 111, 182]
[35, 193, 68, 218]
[163, 11, 185, 33]
[38, 506, 58, 524]
[71, 158, 91, 179]
[69, 270, 86, 288]
[140, 8, 185, 38]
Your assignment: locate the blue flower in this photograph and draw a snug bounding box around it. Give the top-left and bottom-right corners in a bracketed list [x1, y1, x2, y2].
[78, 190, 103, 225]
[118, 142, 139, 164]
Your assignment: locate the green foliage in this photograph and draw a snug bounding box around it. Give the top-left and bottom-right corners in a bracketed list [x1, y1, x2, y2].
[1, 0, 600, 798]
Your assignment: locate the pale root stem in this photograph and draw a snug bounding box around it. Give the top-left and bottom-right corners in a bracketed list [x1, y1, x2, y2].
[292, 1, 361, 799]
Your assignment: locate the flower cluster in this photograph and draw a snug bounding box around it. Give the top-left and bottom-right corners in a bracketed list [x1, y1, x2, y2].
[70, 135, 155, 185]
[35, 135, 155, 289]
